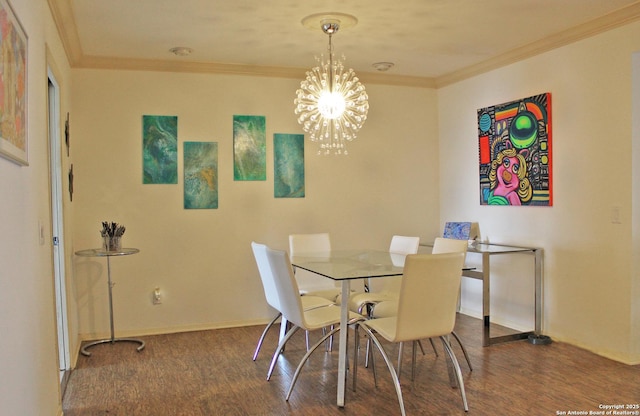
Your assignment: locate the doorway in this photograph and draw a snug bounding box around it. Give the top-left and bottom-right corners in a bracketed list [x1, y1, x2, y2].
[48, 69, 70, 384]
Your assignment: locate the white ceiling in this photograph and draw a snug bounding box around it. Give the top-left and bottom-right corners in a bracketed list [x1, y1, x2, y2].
[51, 0, 640, 86]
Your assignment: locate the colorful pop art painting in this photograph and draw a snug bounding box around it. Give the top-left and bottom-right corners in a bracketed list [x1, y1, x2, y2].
[184, 142, 218, 209]
[477, 93, 552, 206]
[143, 115, 178, 184]
[233, 115, 266, 181]
[274, 133, 305, 198]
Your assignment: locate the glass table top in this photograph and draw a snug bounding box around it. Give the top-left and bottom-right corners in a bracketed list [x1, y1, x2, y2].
[421, 242, 537, 254]
[75, 248, 140, 257]
[291, 250, 405, 281]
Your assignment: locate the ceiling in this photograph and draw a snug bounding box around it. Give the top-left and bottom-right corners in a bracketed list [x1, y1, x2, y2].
[49, 0, 640, 87]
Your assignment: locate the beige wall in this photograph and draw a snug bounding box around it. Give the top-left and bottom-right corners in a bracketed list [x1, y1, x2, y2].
[438, 21, 640, 364]
[0, 0, 73, 415]
[70, 69, 439, 338]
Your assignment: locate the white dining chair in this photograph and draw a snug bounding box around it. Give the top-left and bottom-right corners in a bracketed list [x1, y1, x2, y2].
[250, 242, 333, 362]
[262, 245, 363, 386]
[348, 235, 420, 315]
[354, 252, 469, 415]
[288, 233, 341, 302]
[371, 237, 473, 372]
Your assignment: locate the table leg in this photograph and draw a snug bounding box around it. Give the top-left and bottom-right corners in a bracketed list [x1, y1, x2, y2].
[81, 256, 145, 356]
[337, 279, 350, 407]
[482, 252, 490, 347]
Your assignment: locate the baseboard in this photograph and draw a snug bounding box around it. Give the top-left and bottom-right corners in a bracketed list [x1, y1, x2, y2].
[458, 308, 533, 333]
[77, 318, 271, 342]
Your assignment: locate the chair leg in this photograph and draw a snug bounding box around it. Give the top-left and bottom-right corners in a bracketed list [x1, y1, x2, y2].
[352, 324, 359, 391]
[266, 326, 300, 381]
[397, 342, 404, 380]
[286, 326, 341, 400]
[359, 324, 406, 416]
[411, 341, 417, 381]
[428, 338, 439, 357]
[417, 339, 426, 355]
[440, 336, 469, 412]
[451, 331, 473, 371]
[253, 312, 281, 361]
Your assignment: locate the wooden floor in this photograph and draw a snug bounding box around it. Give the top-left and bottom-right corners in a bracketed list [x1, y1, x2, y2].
[63, 314, 639, 415]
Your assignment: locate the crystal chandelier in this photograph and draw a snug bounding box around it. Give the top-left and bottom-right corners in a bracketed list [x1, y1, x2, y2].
[294, 14, 369, 155]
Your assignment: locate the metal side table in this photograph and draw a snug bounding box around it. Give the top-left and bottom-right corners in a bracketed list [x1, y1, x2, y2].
[75, 247, 145, 356]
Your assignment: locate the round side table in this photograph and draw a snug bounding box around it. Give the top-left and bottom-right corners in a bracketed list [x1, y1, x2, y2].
[75, 247, 145, 356]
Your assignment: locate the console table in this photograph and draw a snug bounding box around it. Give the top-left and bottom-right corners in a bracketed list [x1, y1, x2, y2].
[75, 247, 145, 356]
[422, 241, 548, 346]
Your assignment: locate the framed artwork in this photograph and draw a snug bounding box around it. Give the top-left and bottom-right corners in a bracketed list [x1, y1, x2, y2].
[184, 142, 218, 209]
[274, 133, 304, 198]
[142, 115, 178, 184]
[477, 93, 552, 206]
[0, 0, 27, 166]
[443, 222, 471, 240]
[233, 115, 266, 181]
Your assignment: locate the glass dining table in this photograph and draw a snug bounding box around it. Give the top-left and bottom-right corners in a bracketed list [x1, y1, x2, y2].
[291, 250, 405, 408]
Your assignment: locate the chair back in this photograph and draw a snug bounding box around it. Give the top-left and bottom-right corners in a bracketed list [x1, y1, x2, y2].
[251, 242, 280, 310]
[389, 235, 420, 255]
[289, 233, 331, 255]
[265, 246, 307, 329]
[394, 252, 465, 341]
[371, 235, 420, 293]
[289, 233, 337, 293]
[432, 237, 468, 255]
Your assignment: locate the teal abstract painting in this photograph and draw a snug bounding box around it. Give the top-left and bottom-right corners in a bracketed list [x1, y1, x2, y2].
[184, 142, 218, 209]
[143, 115, 178, 184]
[233, 115, 266, 181]
[274, 134, 305, 198]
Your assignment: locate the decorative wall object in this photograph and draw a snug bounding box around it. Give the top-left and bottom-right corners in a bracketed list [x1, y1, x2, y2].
[0, 0, 27, 166]
[274, 133, 305, 198]
[184, 141, 218, 209]
[143, 115, 178, 184]
[68, 164, 73, 202]
[65, 112, 70, 156]
[233, 115, 266, 181]
[477, 93, 552, 206]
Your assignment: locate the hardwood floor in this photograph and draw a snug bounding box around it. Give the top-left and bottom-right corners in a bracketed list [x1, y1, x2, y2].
[63, 314, 639, 415]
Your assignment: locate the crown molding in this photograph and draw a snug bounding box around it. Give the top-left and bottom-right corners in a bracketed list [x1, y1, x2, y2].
[48, 0, 640, 90]
[77, 55, 438, 88]
[435, 1, 640, 87]
[47, 0, 83, 65]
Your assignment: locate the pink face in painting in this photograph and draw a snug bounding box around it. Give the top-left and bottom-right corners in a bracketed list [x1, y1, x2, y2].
[494, 156, 520, 195]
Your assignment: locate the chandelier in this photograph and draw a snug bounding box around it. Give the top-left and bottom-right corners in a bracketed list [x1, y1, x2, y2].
[294, 13, 369, 155]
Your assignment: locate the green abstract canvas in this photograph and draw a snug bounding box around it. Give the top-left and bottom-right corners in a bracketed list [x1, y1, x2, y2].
[143, 115, 178, 184]
[274, 133, 304, 198]
[184, 142, 218, 209]
[233, 115, 266, 181]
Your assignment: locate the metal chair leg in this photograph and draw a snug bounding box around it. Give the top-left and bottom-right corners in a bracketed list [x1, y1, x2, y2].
[397, 342, 404, 379]
[266, 326, 300, 380]
[359, 324, 406, 416]
[287, 326, 341, 400]
[428, 338, 439, 356]
[253, 312, 281, 361]
[440, 336, 469, 412]
[451, 330, 473, 371]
